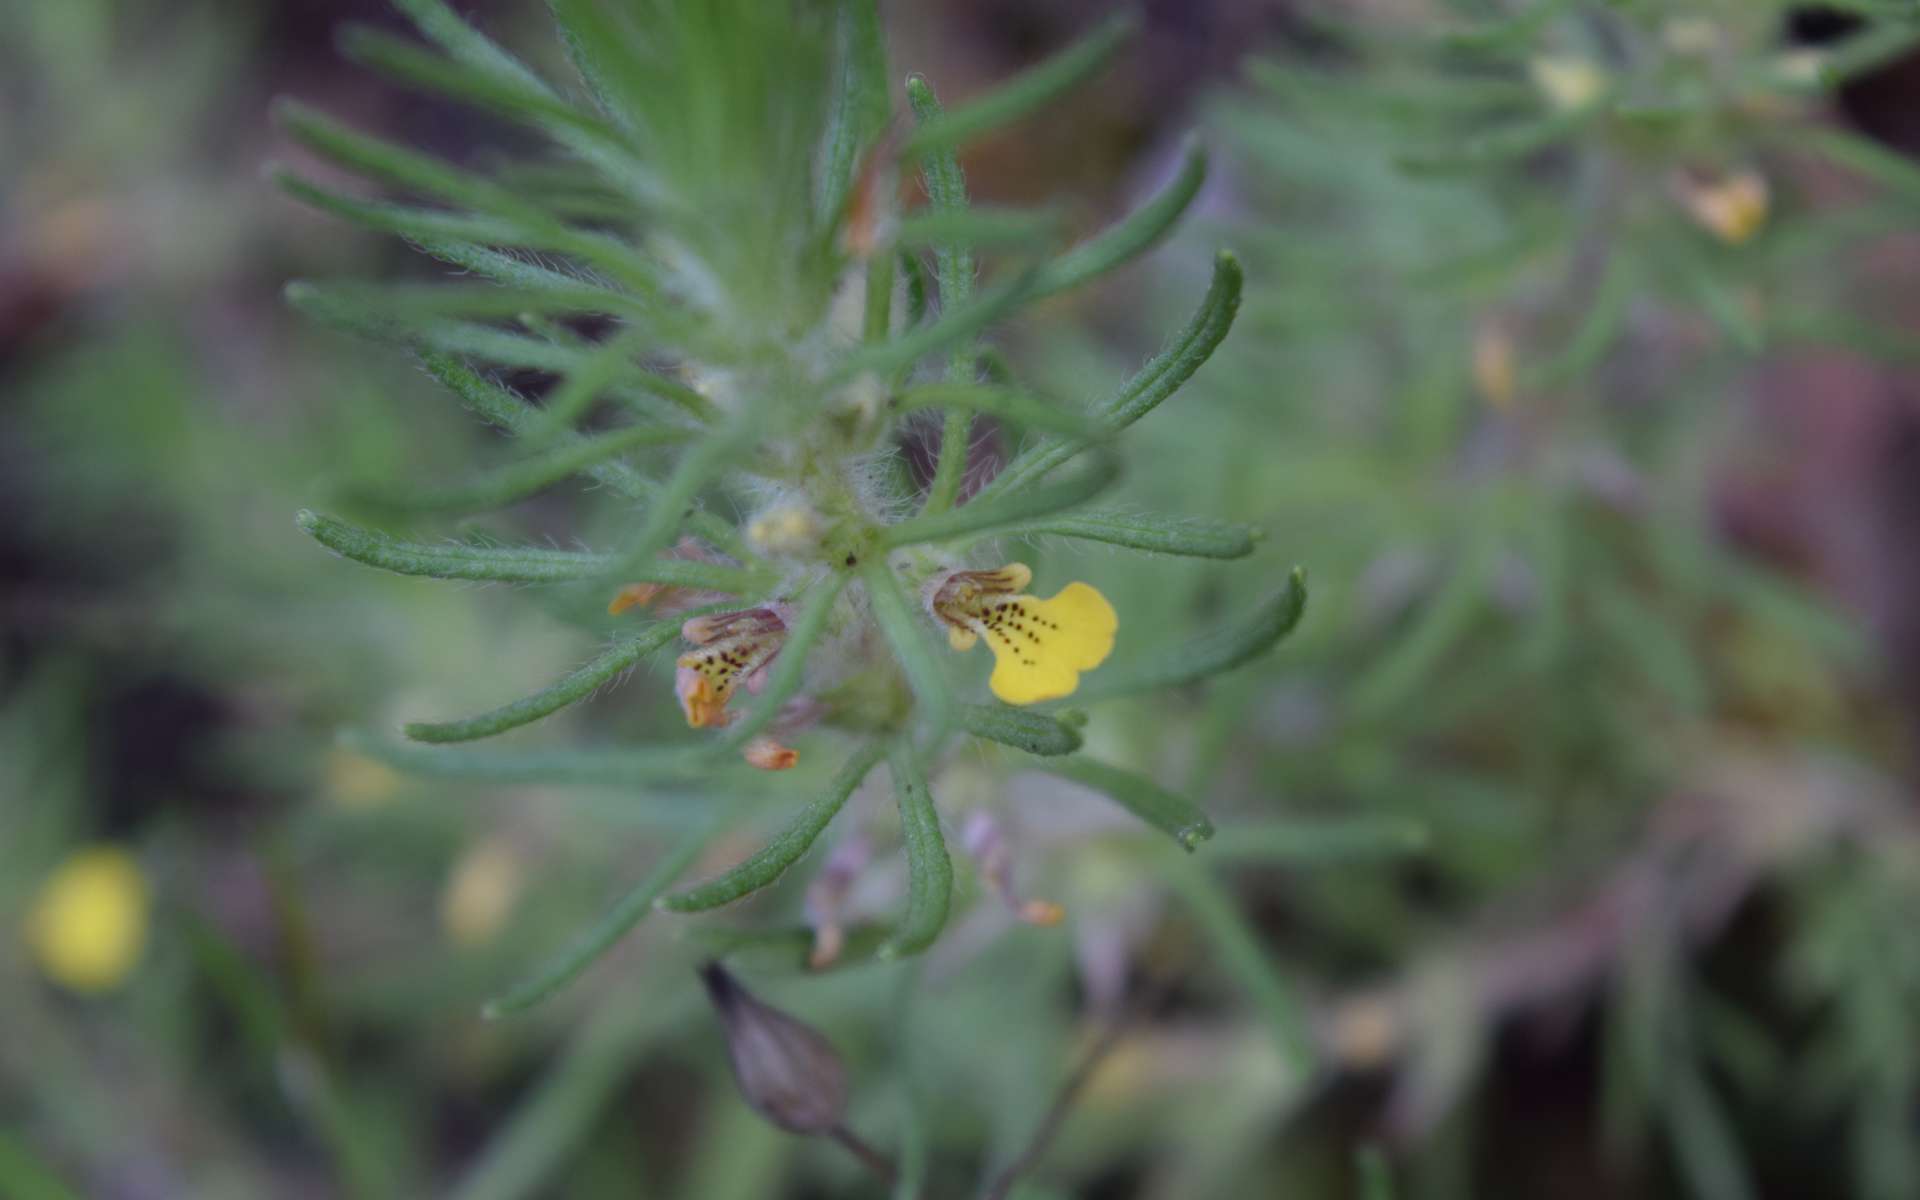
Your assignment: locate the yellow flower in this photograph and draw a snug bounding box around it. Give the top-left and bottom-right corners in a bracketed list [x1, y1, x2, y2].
[441, 837, 524, 948]
[24, 846, 149, 993]
[929, 563, 1117, 705]
[674, 607, 787, 728]
[1676, 169, 1770, 245]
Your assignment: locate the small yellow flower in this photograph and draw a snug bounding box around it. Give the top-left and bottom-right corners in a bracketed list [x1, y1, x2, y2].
[1529, 56, 1607, 112]
[441, 837, 524, 948]
[674, 607, 787, 728]
[1676, 169, 1769, 245]
[24, 846, 149, 993]
[1473, 321, 1518, 412]
[929, 563, 1117, 705]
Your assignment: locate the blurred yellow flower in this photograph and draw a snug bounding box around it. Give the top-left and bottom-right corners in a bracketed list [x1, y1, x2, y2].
[441, 837, 524, 948]
[24, 846, 150, 993]
[1529, 57, 1607, 111]
[1677, 169, 1770, 245]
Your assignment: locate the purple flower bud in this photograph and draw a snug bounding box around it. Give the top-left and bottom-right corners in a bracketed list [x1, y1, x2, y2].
[699, 961, 849, 1135]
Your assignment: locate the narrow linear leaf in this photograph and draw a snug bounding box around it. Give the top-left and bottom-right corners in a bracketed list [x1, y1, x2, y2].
[1393, 103, 1602, 174]
[414, 238, 629, 303]
[892, 206, 1063, 253]
[817, 0, 890, 226]
[416, 355, 744, 555]
[338, 25, 606, 140]
[288, 280, 621, 322]
[956, 704, 1083, 756]
[601, 428, 754, 585]
[901, 13, 1137, 157]
[858, 560, 953, 737]
[891, 382, 1103, 439]
[526, 326, 654, 440]
[991, 510, 1258, 559]
[341, 731, 702, 787]
[880, 450, 1120, 549]
[1031, 137, 1208, 300]
[388, 0, 554, 94]
[906, 74, 978, 518]
[1070, 567, 1306, 704]
[275, 99, 551, 225]
[661, 740, 887, 912]
[403, 621, 686, 744]
[1803, 125, 1920, 206]
[357, 422, 692, 514]
[1037, 756, 1213, 850]
[296, 510, 756, 591]
[879, 742, 952, 959]
[1434, 0, 1575, 51]
[274, 170, 531, 248]
[832, 268, 1038, 383]
[482, 813, 726, 1017]
[983, 250, 1241, 499]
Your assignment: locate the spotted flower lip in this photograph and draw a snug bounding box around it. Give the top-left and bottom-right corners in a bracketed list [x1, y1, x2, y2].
[674, 607, 787, 729]
[928, 563, 1118, 706]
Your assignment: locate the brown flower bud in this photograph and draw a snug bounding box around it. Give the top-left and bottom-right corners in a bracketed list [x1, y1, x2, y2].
[699, 962, 849, 1135]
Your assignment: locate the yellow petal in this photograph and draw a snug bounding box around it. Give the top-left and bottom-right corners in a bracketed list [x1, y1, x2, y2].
[24, 846, 149, 993]
[984, 582, 1117, 706]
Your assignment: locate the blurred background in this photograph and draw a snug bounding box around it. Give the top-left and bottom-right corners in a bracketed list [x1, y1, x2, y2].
[5, 1, 1920, 1197]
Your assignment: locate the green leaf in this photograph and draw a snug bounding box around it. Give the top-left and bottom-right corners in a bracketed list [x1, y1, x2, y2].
[1804, 126, 1920, 206]
[340, 731, 702, 787]
[900, 13, 1137, 157]
[296, 510, 757, 591]
[906, 74, 979, 518]
[524, 327, 656, 441]
[1069, 567, 1307, 704]
[414, 355, 744, 556]
[338, 24, 608, 141]
[1393, 103, 1602, 174]
[1433, 0, 1575, 52]
[892, 205, 1063, 253]
[832, 268, 1038, 383]
[880, 450, 1120, 548]
[955, 704, 1083, 756]
[402, 620, 687, 744]
[889, 382, 1103, 440]
[983, 250, 1241, 499]
[1036, 757, 1213, 850]
[817, 0, 890, 226]
[482, 812, 727, 1017]
[388, 0, 554, 96]
[275, 98, 550, 224]
[660, 740, 887, 912]
[878, 742, 953, 959]
[988, 509, 1258, 559]
[1030, 137, 1208, 300]
[355, 422, 692, 514]
[599, 427, 755, 587]
[858, 559, 953, 737]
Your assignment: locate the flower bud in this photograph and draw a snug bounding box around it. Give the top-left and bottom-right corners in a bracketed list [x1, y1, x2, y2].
[699, 962, 849, 1135]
